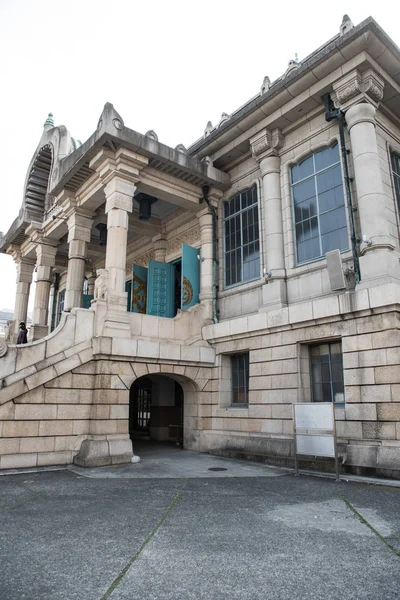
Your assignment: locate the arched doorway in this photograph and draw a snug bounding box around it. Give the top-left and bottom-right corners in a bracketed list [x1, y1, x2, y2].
[129, 375, 184, 445]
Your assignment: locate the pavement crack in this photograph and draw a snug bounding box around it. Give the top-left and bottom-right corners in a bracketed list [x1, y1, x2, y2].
[341, 496, 400, 559]
[100, 485, 185, 600]
[0, 497, 38, 513]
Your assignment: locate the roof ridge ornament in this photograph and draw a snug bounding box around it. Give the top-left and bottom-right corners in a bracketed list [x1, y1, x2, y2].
[340, 14, 354, 36]
[145, 130, 158, 141]
[44, 112, 54, 128]
[260, 76, 270, 95]
[285, 59, 300, 77]
[204, 121, 214, 137]
[97, 103, 124, 133]
[175, 144, 188, 154]
[218, 112, 230, 127]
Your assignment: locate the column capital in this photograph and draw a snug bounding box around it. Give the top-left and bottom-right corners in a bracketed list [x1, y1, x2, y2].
[16, 261, 35, 284]
[104, 175, 137, 214]
[332, 68, 384, 111]
[35, 241, 58, 267]
[67, 211, 93, 244]
[196, 206, 214, 221]
[250, 128, 284, 162]
[259, 154, 281, 177]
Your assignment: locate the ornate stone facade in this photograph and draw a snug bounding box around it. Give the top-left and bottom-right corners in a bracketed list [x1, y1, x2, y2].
[1, 15, 400, 478]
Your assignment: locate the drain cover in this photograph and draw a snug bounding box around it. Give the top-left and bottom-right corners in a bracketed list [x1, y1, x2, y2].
[208, 467, 227, 472]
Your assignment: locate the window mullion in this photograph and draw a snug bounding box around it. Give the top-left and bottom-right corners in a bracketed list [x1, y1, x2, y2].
[314, 166, 323, 258]
[328, 344, 334, 403]
[240, 195, 244, 283]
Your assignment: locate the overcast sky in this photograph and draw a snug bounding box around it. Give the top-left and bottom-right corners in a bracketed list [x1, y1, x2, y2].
[0, 0, 399, 313]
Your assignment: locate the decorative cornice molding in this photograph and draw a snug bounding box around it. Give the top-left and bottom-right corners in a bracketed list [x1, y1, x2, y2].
[332, 68, 384, 111]
[167, 225, 200, 256]
[250, 128, 284, 161]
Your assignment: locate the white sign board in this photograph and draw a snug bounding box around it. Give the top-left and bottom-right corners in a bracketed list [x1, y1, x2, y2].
[294, 403, 334, 431]
[296, 434, 335, 458]
[292, 403, 338, 481]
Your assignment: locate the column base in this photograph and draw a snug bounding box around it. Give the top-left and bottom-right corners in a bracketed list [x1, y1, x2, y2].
[260, 279, 287, 311]
[29, 324, 49, 342]
[73, 437, 135, 467]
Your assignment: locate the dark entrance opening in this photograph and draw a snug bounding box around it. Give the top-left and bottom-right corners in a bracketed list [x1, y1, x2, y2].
[129, 375, 184, 445]
[173, 258, 182, 316]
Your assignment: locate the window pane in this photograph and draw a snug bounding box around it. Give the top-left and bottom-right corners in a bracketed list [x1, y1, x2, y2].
[315, 144, 339, 172]
[231, 352, 249, 405]
[322, 382, 332, 402]
[319, 189, 337, 213]
[310, 342, 344, 403]
[291, 155, 314, 183]
[293, 178, 315, 204]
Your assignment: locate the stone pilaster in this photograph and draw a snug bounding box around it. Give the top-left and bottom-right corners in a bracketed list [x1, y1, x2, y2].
[250, 128, 287, 309]
[104, 176, 136, 309]
[6, 245, 35, 342]
[31, 242, 58, 340]
[333, 69, 400, 285]
[65, 211, 93, 311]
[197, 207, 214, 320]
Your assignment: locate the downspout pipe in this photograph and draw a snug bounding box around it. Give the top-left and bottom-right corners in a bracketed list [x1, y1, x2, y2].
[322, 94, 361, 285]
[201, 185, 219, 323]
[50, 272, 60, 332]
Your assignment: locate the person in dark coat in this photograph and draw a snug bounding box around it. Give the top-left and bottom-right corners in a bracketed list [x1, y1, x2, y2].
[17, 322, 28, 344]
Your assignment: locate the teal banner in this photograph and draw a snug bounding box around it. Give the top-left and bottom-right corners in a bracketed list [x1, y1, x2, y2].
[181, 244, 200, 310]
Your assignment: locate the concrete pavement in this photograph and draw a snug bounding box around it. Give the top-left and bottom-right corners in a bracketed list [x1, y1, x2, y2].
[1, 444, 399, 599]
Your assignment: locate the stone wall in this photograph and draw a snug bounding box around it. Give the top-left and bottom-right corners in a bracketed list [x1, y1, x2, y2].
[0, 305, 214, 469]
[202, 283, 400, 477]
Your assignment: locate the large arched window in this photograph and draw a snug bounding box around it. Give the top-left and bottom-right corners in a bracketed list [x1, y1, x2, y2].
[391, 153, 400, 215]
[223, 186, 260, 287]
[291, 144, 348, 264]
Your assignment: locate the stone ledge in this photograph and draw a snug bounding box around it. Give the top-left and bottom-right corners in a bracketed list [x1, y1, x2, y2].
[203, 282, 400, 341]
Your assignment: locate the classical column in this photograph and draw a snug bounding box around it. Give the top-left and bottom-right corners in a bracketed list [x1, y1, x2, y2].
[31, 242, 57, 340]
[7, 246, 35, 341]
[65, 212, 93, 311]
[332, 68, 400, 285]
[152, 233, 167, 262]
[104, 176, 136, 309]
[346, 103, 399, 284]
[197, 207, 214, 320]
[250, 128, 287, 308]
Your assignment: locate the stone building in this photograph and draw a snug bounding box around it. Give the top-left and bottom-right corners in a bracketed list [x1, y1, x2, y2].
[1, 15, 400, 477]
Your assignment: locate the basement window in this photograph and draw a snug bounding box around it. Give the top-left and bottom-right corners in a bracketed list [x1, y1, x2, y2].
[309, 341, 344, 403]
[231, 352, 250, 406]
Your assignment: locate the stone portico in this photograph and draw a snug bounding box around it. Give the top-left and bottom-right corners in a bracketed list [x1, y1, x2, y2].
[1, 15, 400, 477]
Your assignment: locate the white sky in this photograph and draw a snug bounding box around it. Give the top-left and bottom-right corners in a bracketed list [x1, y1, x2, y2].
[0, 0, 399, 313]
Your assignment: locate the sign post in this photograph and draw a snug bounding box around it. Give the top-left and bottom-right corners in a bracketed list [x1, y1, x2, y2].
[292, 402, 339, 482]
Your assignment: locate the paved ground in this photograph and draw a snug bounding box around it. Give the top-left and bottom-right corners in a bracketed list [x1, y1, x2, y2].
[1, 444, 400, 600]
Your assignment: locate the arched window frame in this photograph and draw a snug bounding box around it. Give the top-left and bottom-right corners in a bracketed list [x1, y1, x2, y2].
[222, 185, 260, 288]
[391, 153, 400, 216]
[290, 143, 349, 265]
